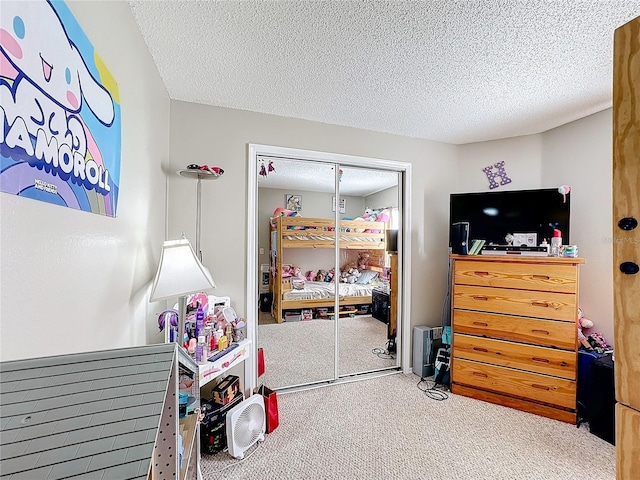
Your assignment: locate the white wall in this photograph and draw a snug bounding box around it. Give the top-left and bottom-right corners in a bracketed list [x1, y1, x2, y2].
[457, 134, 543, 193]
[456, 110, 614, 346]
[0, 1, 170, 361]
[542, 110, 614, 345]
[366, 185, 399, 210]
[169, 101, 458, 332]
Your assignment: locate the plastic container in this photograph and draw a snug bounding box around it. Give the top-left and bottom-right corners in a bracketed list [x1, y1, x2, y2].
[195, 304, 205, 338]
[195, 335, 207, 364]
[550, 229, 562, 257]
[540, 238, 550, 255]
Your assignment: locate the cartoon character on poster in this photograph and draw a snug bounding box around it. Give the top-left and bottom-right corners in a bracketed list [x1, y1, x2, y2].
[0, 0, 121, 216]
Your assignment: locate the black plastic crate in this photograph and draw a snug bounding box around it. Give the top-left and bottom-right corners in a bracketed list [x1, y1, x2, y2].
[200, 394, 244, 454]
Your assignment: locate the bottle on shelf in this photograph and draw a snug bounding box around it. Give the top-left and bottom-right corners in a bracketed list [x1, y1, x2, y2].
[540, 238, 550, 255]
[195, 304, 205, 338]
[550, 229, 562, 257]
[195, 335, 207, 364]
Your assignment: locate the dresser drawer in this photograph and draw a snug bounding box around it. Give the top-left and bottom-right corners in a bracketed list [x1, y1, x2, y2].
[454, 260, 578, 294]
[452, 359, 576, 409]
[453, 333, 576, 379]
[453, 310, 576, 350]
[453, 285, 577, 322]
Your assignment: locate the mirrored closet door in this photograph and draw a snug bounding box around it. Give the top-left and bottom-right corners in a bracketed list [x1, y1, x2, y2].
[257, 156, 402, 390]
[257, 158, 336, 389]
[336, 166, 401, 378]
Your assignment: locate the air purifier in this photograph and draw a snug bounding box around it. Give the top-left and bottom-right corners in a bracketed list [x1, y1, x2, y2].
[412, 326, 443, 378]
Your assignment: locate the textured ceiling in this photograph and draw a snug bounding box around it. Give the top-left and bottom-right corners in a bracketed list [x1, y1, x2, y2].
[129, 1, 640, 145]
[256, 156, 399, 196]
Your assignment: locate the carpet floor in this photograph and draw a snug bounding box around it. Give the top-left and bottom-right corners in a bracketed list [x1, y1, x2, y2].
[200, 373, 615, 480]
[258, 315, 397, 389]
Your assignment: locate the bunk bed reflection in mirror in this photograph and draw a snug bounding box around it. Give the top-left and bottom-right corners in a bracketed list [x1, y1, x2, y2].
[270, 215, 387, 323]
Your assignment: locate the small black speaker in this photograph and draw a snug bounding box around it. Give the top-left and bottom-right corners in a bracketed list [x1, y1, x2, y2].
[386, 229, 398, 252]
[450, 222, 469, 255]
[589, 355, 615, 445]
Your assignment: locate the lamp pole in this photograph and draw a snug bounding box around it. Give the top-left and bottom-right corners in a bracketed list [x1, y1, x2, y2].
[178, 169, 221, 262]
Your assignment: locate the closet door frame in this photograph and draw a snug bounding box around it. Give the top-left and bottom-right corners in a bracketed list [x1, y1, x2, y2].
[247, 144, 412, 390]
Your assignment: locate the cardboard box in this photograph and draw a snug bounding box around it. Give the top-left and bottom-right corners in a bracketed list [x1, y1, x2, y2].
[211, 375, 240, 406]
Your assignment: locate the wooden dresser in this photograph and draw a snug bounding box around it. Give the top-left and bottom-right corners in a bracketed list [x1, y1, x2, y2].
[450, 254, 584, 423]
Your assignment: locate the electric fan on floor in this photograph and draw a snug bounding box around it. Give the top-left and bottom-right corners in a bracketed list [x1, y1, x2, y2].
[226, 394, 266, 459]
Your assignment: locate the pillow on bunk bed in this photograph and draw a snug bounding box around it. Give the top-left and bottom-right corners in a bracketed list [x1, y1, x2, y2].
[356, 270, 379, 285]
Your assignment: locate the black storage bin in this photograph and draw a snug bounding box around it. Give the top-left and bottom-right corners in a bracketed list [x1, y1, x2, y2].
[589, 354, 615, 445]
[577, 350, 602, 426]
[200, 394, 244, 454]
[371, 289, 389, 324]
[260, 293, 273, 312]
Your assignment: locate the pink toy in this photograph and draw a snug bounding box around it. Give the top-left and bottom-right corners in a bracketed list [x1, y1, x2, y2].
[577, 307, 594, 350]
[282, 265, 292, 277]
[558, 185, 571, 203]
[292, 265, 306, 280]
[376, 209, 390, 223]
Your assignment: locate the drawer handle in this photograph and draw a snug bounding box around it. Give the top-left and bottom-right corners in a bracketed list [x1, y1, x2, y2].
[474, 271, 490, 277]
[532, 383, 551, 391]
[473, 347, 488, 353]
[532, 274, 550, 280]
[472, 372, 488, 378]
[531, 329, 550, 335]
[473, 321, 489, 327]
[531, 357, 550, 364]
[531, 301, 550, 308]
[472, 295, 489, 301]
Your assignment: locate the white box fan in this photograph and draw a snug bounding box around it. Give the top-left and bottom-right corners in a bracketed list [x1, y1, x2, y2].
[226, 394, 266, 459]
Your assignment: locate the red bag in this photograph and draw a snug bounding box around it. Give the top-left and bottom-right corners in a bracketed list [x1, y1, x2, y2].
[257, 347, 265, 377]
[255, 385, 279, 433]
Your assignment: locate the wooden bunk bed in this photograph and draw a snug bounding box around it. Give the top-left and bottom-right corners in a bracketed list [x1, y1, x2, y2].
[270, 216, 387, 323]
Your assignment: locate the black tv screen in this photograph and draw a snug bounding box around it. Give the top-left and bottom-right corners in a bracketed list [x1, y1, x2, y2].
[449, 188, 570, 246]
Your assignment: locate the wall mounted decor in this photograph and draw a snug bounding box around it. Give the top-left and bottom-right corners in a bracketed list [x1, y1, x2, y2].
[0, 0, 121, 216]
[285, 194, 302, 211]
[482, 161, 512, 189]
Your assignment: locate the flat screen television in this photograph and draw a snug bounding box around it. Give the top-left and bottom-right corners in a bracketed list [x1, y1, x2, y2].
[449, 188, 570, 247]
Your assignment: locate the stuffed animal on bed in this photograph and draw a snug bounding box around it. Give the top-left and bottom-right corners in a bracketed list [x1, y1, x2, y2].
[305, 270, 316, 281]
[292, 265, 306, 281]
[325, 268, 335, 282]
[345, 267, 361, 283]
[358, 252, 370, 271]
[282, 265, 292, 278]
[316, 270, 327, 282]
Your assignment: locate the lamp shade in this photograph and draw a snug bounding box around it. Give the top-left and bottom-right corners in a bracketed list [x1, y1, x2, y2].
[149, 238, 216, 302]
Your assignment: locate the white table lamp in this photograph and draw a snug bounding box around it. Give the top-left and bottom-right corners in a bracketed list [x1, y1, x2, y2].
[150, 236, 216, 345]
